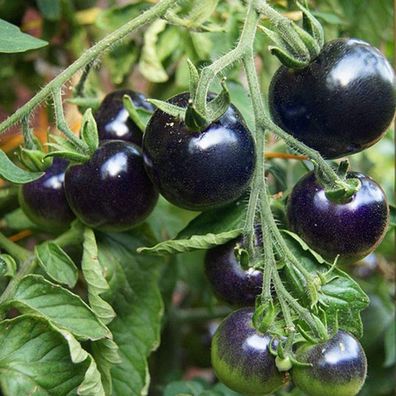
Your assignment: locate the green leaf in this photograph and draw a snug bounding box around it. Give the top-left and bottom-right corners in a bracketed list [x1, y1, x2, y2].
[139, 19, 168, 83]
[389, 204, 395, 229]
[0, 254, 16, 278]
[0, 19, 47, 53]
[122, 95, 147, 133]
[106, 41, 139, 85]
[138, 201, 246, 255]
[3, 208, 38, 231]
[384, 320, 396, 367]
[45, 150, 89, 163]
[82, 228, 116, 325]
[91, 339, 121, 396]
[96, 3, 150, 30]
[281, 229, 326, 264]
[54, 328, 106, 396]
[81, 108, 99, 154]
[0, 149, 44, 184]
[96, 231, 164, 396]
[186, 0, 219, 26]
[282, 234, 369, 337]
[35, 241, 79, 288]
[0, 315, 89, 396]
[36, 0, 61, 20]
[164, 380, 205, 396]
[6, 274, 111, 341]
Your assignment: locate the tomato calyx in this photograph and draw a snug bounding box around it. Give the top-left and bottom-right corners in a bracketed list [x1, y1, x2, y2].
[257, 0, 324, 68]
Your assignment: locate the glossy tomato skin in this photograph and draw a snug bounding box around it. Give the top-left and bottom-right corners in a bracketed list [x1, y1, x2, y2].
[95, 89, 153, 146]
[205, 237, 263, 306]
[269, 38, 396, 159]
[64, 140, 158, 232]
[287, 171, 389, 264]
[211, 308, 286, 395]
[292, 331, 367, 396]
[142, 93, 256, 211]
[19, 158, 74, 231]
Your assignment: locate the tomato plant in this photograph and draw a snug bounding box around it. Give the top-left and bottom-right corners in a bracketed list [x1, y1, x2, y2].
[0, 1, 394, 396]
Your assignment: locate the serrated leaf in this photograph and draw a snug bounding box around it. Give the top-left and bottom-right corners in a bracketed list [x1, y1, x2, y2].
[0, 149, 44, 184]
[5, 274, 111, 340]
[97, 231, 164, 396]
[282, 234, 369, 337]
[55, 328, 106, 396]
[95, 3, 150, 30]
[281, 229, 326, 264]
[139, 201, 247, 255]
[81, 108, 99, 154]
[36, 0, 61, 20]
[139, 19, 168, 83]
[138, 229, 241, 255]
[35, 241, 79, 288]
[0, 254, 16, 278]
[91, 339, 121, 395]
[0, 19, 47, 53]
[0, 315, 89, 396]
[82, 228, 116, 325]
[187, 0, 219, 26]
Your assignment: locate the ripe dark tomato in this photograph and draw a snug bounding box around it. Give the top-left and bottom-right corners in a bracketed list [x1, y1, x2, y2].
[269, 38, 396, 159]
[205, 237, 262, 306]
[64, 140, 158, 232]
[95, 89, 153, 146]
[142, 92, 256, 211]
[19, 158, 74, 231]
[292, 331, 367, 396]
[287, 171, 389, 264]
[211, 308, 286, 395]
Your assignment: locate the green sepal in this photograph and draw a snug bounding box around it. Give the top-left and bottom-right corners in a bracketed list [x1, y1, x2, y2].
[45, 150, 90, 163]
[67, 97, 101, 112]
[253, 299, 277, 333]
[325, 177, 361, 202]
[18, 147, 52, 172]
[206, 80, 231, 122]
[0, 254, 17, 278]
[187, 59, 199, 102]
[122, 95, 147, 133]
[80, 108, 99, 155]
[0, 149, 44, 184]
[185, 102, 210, 132]
[269, 46, 308, 69]
[148, 99, 186, 119]
[336, 160, 350, 179]
[297, 1, 324, 48]
[293, 23, 321, 59]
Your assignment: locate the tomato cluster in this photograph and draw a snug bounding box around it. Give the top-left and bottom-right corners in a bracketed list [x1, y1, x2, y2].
[16, 35, 393, 396]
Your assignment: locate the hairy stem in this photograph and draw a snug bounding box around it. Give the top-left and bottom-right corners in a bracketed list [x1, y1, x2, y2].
[0, 0, 178, 134]
[194, 1, 260, 117]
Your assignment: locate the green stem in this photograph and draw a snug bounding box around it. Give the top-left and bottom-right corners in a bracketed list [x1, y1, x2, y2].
[271, 265, 322, 338]
[0, 0, 178, 135]
[0, 232, 30, 262]
[194, 0, 260, 117]
[52, 89, 88, 151]
[52, 223, 84, 248]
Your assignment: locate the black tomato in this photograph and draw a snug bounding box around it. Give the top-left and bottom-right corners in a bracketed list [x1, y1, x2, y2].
[211, 307, 286, 395]
[142, 92, 256, 211]
[205, 237, 262, 306]
[95, 89, 153, 146]
[292, 331, 367, 396]
[64, 140, 158, 232]
[19, 158, 74, 231]
[287, 171, 389, 264]
[269, 38, 396, 158]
